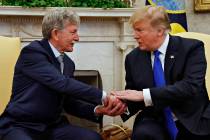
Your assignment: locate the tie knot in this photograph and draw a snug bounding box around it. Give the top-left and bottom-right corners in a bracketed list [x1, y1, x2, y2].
[57, 54, 64, 63]
[154, 50, 161, 57]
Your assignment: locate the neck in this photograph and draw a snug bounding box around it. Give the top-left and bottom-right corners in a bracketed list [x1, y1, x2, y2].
[49, 39, 64, 53]
[155, 34, 167, 50]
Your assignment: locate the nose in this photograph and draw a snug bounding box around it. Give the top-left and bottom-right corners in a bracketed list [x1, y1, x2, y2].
[74, 33, 79, 41]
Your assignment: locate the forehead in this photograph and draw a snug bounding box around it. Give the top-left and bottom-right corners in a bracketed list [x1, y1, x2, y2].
[64, 23, 78, 30]
[133, 19, 151, 29]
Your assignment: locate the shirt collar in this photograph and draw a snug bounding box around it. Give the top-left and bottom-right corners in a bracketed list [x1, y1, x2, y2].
[48, 41, 62, 58]
[156, 34, 169, 55]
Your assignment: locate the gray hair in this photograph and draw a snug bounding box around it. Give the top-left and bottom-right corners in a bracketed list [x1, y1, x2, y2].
[129, 5, 171, 32]
[42, 8, 80, 39]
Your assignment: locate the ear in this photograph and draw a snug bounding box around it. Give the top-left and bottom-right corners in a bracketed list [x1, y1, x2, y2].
[51, 29, 60, 41]
[157, 28, 165, 36]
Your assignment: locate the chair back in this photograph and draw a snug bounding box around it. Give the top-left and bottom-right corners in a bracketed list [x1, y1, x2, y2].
[0, 36, 21, 115]
[175, 32, 210, 98]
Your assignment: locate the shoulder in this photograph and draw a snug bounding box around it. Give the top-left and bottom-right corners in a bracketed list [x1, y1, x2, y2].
[20, 39, 52, 59]
[127, 47, 140, 58]
[170, 35, 204, 50]
[168, 35, 206, 64]
[23, 40, 46, 52]
[18, 40, 52, 62]
[126, 47, 148, 61]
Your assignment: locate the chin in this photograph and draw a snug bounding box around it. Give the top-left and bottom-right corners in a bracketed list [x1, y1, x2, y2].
[138, 46, 146, 51]
[68, 49, 73, 52]
[67, 47, 73, 52]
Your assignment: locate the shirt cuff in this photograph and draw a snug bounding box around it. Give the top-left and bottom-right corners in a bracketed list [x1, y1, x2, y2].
[102, 91, 107, 100]
[143, 88, 153, 106]
[94, 90, 107, 114]
[124, 107, 130, 115]
[101, 90, 107, 105]
[94, 105, 103, 116]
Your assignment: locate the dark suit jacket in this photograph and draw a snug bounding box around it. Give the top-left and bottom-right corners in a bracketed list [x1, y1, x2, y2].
[122, 35, 210, 135]
[0, 39, 102, 134]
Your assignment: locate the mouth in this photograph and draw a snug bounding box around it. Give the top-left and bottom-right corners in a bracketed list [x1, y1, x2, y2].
[71, 41, 77, 46]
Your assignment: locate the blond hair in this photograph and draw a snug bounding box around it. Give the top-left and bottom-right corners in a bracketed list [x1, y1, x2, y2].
[42, 8, 80, 39]
[129, 5, 171, 31]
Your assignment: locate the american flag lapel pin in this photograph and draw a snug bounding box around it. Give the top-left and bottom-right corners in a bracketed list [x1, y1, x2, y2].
[170, 55, 175, 59]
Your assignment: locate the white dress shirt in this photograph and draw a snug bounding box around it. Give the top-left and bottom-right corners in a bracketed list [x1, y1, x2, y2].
[143, 34, 169, 106]
[49, 41, 61, 58]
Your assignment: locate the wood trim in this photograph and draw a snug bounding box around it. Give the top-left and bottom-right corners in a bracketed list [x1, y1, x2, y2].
[195, 0, 210, 12]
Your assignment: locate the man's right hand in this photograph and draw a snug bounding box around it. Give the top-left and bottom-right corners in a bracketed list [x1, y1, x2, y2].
[95, 95, 127, 116]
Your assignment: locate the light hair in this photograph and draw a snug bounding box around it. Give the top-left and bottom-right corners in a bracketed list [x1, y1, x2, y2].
[129, 5, 171, 32]
[42, 8, 80, 39]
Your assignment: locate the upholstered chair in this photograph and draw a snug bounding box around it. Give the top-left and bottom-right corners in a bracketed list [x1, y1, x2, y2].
[0, 36, 21, 115]
[175, 32, 210, 98]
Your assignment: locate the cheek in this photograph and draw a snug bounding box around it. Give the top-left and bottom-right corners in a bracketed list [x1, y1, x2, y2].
[147, 33, 157, 41]
[64, 36, 73, 42]
[58, 35, 65, 42]
[60, 37, 71, 45]
[142, 36, 151, 43]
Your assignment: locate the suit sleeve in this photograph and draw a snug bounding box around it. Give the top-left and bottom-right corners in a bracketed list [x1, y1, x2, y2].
[17, 46, 102, 105]
[150, 41, 207, 109]
[121, 55, 145, 121]
[63, 97, 103, 123]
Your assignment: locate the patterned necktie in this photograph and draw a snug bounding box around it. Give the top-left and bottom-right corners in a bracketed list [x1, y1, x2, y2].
[57, 54, 64, 74]
[153, 50, 178, 140]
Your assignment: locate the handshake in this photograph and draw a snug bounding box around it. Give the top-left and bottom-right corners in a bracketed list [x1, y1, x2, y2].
[95, 90, 144, 116]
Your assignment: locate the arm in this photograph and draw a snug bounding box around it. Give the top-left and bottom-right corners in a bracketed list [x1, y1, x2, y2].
[63, 97, 102, 123]
[151, 41, 207, 108]
[63, 95, 127, 122]
[18, 46, 102, 105]
[121, 55, 145, 121]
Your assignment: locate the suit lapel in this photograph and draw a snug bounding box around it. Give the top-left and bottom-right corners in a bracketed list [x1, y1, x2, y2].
[137, 50, 154, 88]
[164, 35, 178, 84]
[145, 52, 154, 87]
[40, 39, 60, 71]
[63, 54, 75, 76]
[40, 39, 75, 76]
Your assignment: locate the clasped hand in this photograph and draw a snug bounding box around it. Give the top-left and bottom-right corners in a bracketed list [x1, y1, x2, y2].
[95, 95, 127, 116]
[95, 90, 143, 116]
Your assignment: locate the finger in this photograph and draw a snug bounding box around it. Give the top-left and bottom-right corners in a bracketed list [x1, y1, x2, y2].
[114, 91, 123, 96]
[110, 90, 116, 96]
[115, 95, 128, 100]
[115, 91, 128, 96]
[117, 104, 127, 115]
[106, 96, 115, 110]
[112, 97, 120, 105]
[109, 102, 124, 116]
[113, 104, 127, 116]
[103, 96, 109, 106]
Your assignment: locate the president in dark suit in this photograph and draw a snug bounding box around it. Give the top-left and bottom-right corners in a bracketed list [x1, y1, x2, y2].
[113, 6, 210, 140]
[0, 8, 126, 140]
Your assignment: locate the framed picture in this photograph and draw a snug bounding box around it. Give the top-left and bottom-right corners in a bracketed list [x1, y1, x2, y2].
[195, 0, 210, 12]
